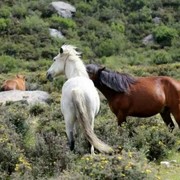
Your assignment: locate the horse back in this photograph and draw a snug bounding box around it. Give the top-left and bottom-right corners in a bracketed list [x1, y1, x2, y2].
[112, 76, 169, 116]
[1, 78, 25, 91]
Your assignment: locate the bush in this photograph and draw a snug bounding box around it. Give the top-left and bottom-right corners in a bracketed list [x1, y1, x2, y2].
[130, 123, 176, 161]
[0, 55, 18, 73]
[65, 151, 157, 179]
[0, 114, 28, 177]
[0, 6, 11, 18]
[96, 39, 117, 57]
[29, 104, 45, 116]
[21, 15, 49, 34]
[12, 4, 27, 18]
[111, 21, 125, 33]
[152, 50, 172, 65]
[50, 15, 76, 30]
[0, 18, 10, 31]
[76, 2, 94, 14]
[153, 25, 178, 46]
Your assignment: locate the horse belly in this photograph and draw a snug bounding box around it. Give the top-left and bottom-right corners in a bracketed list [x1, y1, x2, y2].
[129, 98, 164, 117]
[128, 86, 165, 117]
[4, 81, 17, 90]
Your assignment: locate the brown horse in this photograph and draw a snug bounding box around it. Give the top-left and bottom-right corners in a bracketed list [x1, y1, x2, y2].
[86, 64, 180, 130]
[1, 75, 26, 91]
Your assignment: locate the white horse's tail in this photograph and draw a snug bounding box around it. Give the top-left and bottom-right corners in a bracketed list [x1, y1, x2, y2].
[72, 88, 113, 154]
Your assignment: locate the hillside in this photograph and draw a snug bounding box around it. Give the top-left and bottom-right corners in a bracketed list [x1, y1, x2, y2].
[0, 0, 180, 179]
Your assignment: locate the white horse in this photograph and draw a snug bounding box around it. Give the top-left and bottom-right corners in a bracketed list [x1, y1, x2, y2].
[46, 45, 113, 154]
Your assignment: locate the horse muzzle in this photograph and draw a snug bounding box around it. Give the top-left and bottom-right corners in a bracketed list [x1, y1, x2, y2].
[46, 72, 53, 82]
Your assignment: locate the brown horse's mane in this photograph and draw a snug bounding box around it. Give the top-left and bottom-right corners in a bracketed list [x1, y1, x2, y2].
[99, 68, 137, 93]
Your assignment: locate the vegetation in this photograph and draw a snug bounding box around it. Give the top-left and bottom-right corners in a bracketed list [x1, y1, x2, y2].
[0, 0, 179, 179]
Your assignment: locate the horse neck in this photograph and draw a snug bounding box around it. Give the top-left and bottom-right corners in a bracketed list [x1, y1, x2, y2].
[95, 81, 117, 101]
[65, 57, 89, 79]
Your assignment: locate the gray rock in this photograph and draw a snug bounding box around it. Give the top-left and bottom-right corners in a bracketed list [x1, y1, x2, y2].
[160, 161, 170, 168]
[51, 1, 76, 18]
[142, 34, 154, 45]
[49, 28, 64, 39]
[152, 17, 161, 24]
[0, 90, 51, 105]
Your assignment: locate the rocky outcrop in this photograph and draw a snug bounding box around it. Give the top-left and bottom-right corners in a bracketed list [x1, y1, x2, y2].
[51, 1, 76, 18]
[152, 17, 161, 24]
[142, 34, 154, 45]
[49, 28, 64, 39]
[0, 90, 51, 105]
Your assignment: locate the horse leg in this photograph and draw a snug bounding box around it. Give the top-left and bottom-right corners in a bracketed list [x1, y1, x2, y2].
[64, 114, 75, 151]
[74, 120, 80, 138]
[160, 107, 175, 131]
[171, 105, 180, 129]
[117, 111, 126, 126]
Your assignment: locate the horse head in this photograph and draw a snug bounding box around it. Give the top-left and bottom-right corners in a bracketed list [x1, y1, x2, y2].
[86, 64, 105, 81]
[16, 74, 26, 81]
[46, 46, 67, 81]
[87, 64, 137, 93]
[47, 45, 83, 81]
[47, 45, 88, 80]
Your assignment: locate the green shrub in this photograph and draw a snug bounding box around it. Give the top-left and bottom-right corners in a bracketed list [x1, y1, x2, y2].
[50, 15, 76, 30]
[130, 123, 176, 161]
[0, 116, 27, 177]
[3, 103, 29, 135]
[0, 18, 10, 31]
[153, 25, 178, 46]
[128, 7, 152, 23]
[152, 50, 172, 65]
[76, 2, 94, 14]
[126, 0, 150, 11]
[111, 21, 125, 33]
[0, 6, 11, 18]
[96, 39, 116, 57]
[29, 104, 45, 116]
[12, 4, 27, 18]
[21, 15, 49, 34]
[0, 55, 18, 73]
[65, 151, 157, 179]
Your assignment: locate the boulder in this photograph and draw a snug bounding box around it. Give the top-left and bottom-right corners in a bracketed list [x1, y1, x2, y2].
[49, 28, 64, 39]
[0, 90, 51, 105]
[51, 1, 76, 18]
[152, 17, 161, 24]
[142, 34, 154, 45]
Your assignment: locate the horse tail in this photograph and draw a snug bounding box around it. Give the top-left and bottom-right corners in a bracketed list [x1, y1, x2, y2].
[72, 88, 113, 154]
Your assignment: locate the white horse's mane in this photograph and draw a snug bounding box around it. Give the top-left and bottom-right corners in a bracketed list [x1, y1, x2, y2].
[60, 44, 88, 78]
[61, 44, 81, 58]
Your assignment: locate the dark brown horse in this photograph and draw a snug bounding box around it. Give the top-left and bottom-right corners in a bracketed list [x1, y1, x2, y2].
[86, 64, 180, 130]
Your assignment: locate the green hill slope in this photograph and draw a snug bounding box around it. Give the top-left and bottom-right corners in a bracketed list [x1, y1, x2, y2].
[0, 0, 180, 179]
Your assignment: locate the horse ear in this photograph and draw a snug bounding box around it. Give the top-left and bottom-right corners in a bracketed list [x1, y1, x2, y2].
[16, 74, 19, 78]
[100, 67, 105, 71]
[60, 47, 63, 54]
[98, 67, 105, 74]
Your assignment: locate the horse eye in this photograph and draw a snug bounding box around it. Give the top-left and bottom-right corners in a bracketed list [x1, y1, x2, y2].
[53, 58, 56, 61]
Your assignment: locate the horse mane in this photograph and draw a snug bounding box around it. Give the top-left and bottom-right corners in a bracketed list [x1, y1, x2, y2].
[99, 68, 137, 93]
[61, 44, 89, 78]
[61, 44, 81, 58]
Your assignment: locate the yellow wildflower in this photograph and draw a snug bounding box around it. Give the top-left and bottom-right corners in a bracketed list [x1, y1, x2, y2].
[118, 156, 122, 160]
[128, 151, 132, 158]
[145, 169, 152, 174]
